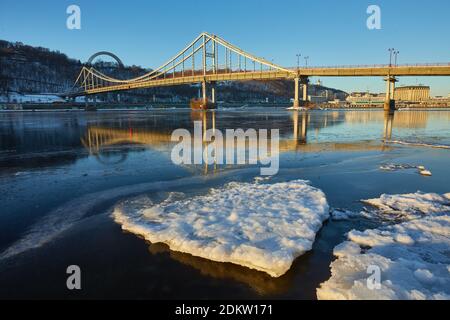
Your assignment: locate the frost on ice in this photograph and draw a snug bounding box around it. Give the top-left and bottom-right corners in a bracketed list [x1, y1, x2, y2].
[318, 191, 450, 300]
[113, 180, 329, 277]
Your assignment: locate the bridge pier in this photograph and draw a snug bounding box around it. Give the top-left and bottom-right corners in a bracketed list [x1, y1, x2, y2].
[292, 76, 309, 108]
[211, 82, 216, 104]
[199, 81, 216, 106]
[202, 81, 207, 104]
[384, 76, 398, 111]
[301, 76, 309, 104]
[84, 96, 97, 111]
[293, 77, 300, 108]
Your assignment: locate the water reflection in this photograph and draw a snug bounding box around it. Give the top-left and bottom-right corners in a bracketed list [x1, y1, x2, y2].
[1, 109, 449, 172]
[148, 243, 293, 296]
[80, 109, 398, 166]
[291, 110, 308, 144]
[383, 111, 394, 141]
[344, 110, 428, 128]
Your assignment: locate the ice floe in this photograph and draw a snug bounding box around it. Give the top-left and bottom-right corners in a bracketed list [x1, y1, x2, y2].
[317, 214, 450, 300]
[419, 170, 432, 176]
[379, 163, 433, 177]
[113, 179, 330, 277]
[330, 209, 361, 221]
[379, 164, 417, 171]
[386, 140, 450, 150]
[362, 191, 450, 219]
[319, 190, 450, 300]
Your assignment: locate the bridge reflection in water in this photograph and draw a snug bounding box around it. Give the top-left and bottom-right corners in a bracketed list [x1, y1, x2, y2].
[77, 109, 427, 174]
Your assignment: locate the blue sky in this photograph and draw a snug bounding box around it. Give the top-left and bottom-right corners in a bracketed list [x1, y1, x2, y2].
[1, 0, 449, 95]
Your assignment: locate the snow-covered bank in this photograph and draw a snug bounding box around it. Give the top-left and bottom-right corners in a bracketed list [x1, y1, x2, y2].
[317, 192, 450, 300]
[113, 180, 329, 277]
[0, 93, 64, 104]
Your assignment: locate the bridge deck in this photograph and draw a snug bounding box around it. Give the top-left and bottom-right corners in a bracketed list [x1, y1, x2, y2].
[75, 64, 450, 96]
[297, 65, 450, 77]
[83, 70, 294, 95]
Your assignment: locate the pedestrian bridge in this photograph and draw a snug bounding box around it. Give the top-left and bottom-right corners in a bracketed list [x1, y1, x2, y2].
[70, 32, 450, 109]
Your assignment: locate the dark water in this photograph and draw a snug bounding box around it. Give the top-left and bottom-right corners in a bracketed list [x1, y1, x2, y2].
[0, 108, 449, 299]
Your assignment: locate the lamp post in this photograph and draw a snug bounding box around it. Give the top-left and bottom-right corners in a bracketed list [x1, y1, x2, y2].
[388, 48, 395, 67]
[304, 56, 309, 67]
[296, 53, 301, 70]
[394, 51, 400, 66]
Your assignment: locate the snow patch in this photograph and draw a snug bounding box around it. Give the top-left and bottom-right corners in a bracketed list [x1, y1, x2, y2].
[113, 180, 329, 277]
[318, 191, 450, 300]
[331, 209, 360, 221]
[419, 170, 432, 176]
[379, 163, 433, 177]
[379, 164, 417, 171]
[362, 191, 450, 218]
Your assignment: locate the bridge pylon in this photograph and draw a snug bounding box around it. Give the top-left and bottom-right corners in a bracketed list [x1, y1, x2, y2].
[384, 75, 398, 112]
[292, 76, 310, 108]
[70, 32, 293, 97]
[301, 76, 310, 104]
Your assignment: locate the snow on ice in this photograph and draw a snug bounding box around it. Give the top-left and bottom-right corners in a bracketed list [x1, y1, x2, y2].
[362, 191, 450, 218]
[318, 191, 450, 300]
[113, 179, 330, 277]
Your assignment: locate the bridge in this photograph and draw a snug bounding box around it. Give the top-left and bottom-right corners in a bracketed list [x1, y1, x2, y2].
[70, 32, 450, 110]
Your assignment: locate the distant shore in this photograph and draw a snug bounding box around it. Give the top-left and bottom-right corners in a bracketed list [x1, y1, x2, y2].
[1, 102, 450, 111]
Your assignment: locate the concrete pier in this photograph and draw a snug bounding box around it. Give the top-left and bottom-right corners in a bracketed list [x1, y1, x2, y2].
[293, 77, 300, 108]
[292, 76, 309, 108]
[202, 81, 207, 104]
[301, 76, 309, 103]
[384, 76, 398, 111]
[210, 82, 216, 104]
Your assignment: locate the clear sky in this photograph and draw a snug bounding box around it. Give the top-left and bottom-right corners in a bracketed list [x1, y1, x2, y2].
[1, 0, 449, 96]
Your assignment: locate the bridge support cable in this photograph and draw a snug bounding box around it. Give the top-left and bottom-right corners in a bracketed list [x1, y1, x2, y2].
[71, 32, 294, 96]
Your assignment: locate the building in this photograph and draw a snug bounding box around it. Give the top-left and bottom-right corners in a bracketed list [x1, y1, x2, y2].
[346, 92, 385, 107]
[394, 86, 430, 102]
[308, 95, 328, 104]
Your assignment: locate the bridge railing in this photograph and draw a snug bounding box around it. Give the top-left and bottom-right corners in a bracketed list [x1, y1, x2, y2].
[290, 62, 450, 69]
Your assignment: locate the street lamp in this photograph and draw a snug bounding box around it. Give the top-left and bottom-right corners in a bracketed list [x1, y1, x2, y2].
[296, 53, 301, 70]
[394, 51, 400, 66]
[304, 56, 309, 67]
[388, 48, 395, 67]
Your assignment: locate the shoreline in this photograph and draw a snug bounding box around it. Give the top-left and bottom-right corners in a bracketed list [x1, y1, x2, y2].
[1, 103, 450, 112]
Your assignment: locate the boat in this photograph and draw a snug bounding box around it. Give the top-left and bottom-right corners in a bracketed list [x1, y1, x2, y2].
[190, 98, 216, 110]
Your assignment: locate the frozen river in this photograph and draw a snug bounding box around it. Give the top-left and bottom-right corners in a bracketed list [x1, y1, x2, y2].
[0, 108, 449, 299]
